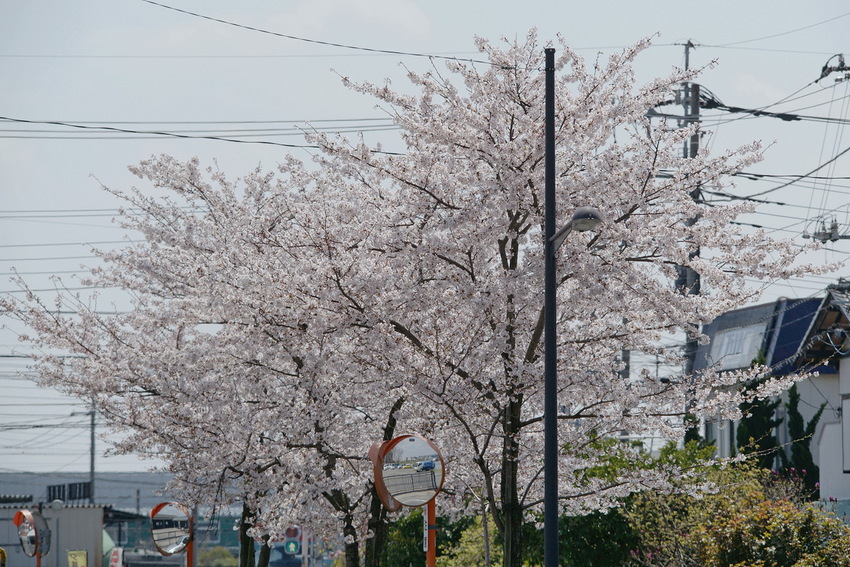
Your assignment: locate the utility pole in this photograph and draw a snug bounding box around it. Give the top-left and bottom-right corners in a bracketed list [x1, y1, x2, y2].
[89, 405, 95, 504]
[72, 406, 97, 504]
[675, 40, 701, 377]
[802, 54, 850, 243]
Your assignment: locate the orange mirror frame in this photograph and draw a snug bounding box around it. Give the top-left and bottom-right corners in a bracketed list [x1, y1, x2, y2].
[370, 434, 445, 510]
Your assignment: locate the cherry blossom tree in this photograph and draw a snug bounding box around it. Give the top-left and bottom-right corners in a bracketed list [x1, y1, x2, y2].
[3, 31, 822, 567]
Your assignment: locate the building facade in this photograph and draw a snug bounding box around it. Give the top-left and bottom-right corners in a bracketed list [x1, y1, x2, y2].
[695, 283, 850, 506]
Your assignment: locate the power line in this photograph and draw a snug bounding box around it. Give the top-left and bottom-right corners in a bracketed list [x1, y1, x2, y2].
[700, 11, 850, 47]
[0, 52, 480, 60]
[138, 0, 497, 66]
[0, 254, 98, 262]
[694, 46, 842, 56]
[0, 115, 405, 155]
[1, 117, 392, 126]
[0, 239, 139, 248]
[1, 124, 400, 138]
[0, 115, 318, 149]
[743, 145, 850, 199]
[703, 101, 850, 126]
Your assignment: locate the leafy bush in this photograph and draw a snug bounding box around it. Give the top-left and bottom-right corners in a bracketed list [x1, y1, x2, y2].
[199, 546, 238, 567]
[693, 498, 850, 566]
[625, 451, 850, 567]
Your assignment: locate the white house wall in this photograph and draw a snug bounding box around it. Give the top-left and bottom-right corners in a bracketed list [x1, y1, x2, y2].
[820, 422, 850, 500]
[814, 359, 850, 500]
[778, 372, 840, 467]
[841, 356, 850, 395]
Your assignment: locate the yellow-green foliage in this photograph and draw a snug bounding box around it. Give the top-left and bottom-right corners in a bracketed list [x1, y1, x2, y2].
[626, 461, 850, 566]
[692, 498, 850, 566]
[436, 516, 502, 567]
[198, 546, 238, 567]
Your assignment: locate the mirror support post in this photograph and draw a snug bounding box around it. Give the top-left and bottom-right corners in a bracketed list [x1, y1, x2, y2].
[186, 534, 194, 567]
[426, 499, 436, 567]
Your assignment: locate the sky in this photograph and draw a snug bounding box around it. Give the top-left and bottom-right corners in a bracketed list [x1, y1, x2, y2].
[1, 0, 849, 473]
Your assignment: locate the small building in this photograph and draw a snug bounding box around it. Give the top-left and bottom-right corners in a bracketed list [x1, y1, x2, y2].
[1, 503, 107, 567]
[0, 472, 244, 565]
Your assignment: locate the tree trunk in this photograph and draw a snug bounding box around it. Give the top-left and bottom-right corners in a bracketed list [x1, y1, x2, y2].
[501, 396, 524, 567]
[239, 503, 257, 567]
[364, 485, 390, 567]
[256, 538, 271, 567]
[364, 397, 404, 567]
[482, 499, 492, 567]
[342, 513, 361, 567]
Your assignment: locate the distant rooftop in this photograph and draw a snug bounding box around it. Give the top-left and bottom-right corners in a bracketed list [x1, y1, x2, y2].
[0, 471, 173, 513]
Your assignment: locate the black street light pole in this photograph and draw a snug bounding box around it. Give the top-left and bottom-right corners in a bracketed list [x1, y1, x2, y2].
[543, 46, 560, 567]
[544, 47, 602, 567]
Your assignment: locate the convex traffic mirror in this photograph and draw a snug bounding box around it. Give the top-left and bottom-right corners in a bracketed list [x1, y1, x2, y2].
[150, 502, 193, 556]
[13, 509, 50, 559]
[372, 435, 445, 509]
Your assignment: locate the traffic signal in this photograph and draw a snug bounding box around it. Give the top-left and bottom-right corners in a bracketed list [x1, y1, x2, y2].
[283, 539, 300, 555]
[283, 526, 301, 555]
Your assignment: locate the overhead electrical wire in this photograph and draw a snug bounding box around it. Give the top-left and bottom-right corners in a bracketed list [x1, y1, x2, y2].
[0, 52, 480, 59]
[652, 80, 831, 139]
[0, 115, 382, 147]
[732, 145, 850, 199]
[655, 83, 850, 128]
[698, 11, 850, 48]
[701, 99, 850, 126]
[1, 122, 400, 137]
[806, 79, 850, 228]
[139, 0, 497, 66]
[0, 115, 320, 148]
[0, 115, 406, 155]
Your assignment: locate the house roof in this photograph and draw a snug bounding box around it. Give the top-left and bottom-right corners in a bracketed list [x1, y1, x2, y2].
[0, 494, 33, 504]
[0, 472, 173, 513]
[795, 282, 850, 370]
[695, 279, 850, 376]
[694, 297, 824, 374]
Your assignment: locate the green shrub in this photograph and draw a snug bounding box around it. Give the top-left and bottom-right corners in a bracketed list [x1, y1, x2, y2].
[198, 546, 238, 567]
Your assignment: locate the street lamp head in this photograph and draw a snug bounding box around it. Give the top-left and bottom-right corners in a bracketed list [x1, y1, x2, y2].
[570, 206, 603, 232]
[550, 206, 603, 251]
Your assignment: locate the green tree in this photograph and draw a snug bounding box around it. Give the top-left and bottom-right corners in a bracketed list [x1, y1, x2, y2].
[561, 509, 639, 567]
[737, 378, 783, 469]
[438, 516, 502, 567]
[519, 508, 640, 567]
[693, 498, 850, 566]
[683, 412, 704, 447]
[565, 439, 715, 567]
[381, 509, 474, 567]
[381, 509, 425, 567]
[784, 383, 825, 499]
